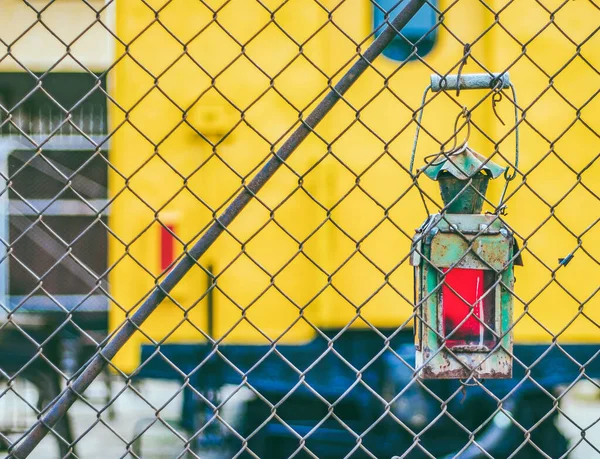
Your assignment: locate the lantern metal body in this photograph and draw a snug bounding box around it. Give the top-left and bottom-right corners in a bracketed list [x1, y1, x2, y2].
[411, 146, 522, 379]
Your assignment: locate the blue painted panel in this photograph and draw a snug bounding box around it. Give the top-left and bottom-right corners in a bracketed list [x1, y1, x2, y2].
[373, 0, 438, 61]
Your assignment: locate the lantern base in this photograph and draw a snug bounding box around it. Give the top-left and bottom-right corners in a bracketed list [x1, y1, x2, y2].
[416, 348, 513, 379]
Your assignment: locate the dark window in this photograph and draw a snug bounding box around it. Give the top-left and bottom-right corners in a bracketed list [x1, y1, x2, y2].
[373, 0, 439, 61]
[0, 72, 106, 137]
[0, 72, 108, 299]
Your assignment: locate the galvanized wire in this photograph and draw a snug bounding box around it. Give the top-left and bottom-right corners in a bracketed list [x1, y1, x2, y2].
[0, 0, 598, 457]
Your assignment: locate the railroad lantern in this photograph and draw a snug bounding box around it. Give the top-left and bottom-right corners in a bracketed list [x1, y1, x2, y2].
[411, 144, 522, 379]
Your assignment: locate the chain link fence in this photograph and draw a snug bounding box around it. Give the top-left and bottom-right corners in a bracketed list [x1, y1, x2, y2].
[0, 0, 599, 457]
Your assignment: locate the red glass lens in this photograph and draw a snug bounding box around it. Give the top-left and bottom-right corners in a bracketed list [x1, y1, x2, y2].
[442, 267, 496, 348]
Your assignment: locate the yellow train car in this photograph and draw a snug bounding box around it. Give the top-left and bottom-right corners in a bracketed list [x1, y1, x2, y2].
[108, 0, 600, 373]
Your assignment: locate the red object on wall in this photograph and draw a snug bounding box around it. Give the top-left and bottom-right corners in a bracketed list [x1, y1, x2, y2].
[160, 224, 176, 271]
[442, 267, 495, 348]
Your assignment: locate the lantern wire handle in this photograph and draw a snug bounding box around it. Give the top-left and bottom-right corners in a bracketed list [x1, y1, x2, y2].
[410, 76, 521, 212]
[409, 84, 431, 177]
[497, 82, 520, 213]
[507, 82, 520, 177]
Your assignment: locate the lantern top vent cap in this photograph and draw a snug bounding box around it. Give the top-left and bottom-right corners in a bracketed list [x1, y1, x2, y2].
[421, 144, 506, 181]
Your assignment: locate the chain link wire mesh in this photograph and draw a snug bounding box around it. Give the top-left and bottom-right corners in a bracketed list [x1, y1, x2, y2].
[0, 0, 599, 457]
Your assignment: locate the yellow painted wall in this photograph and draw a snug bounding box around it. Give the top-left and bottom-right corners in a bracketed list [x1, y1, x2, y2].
[108, 0, 600, 372]
[487, 0, 600, 342]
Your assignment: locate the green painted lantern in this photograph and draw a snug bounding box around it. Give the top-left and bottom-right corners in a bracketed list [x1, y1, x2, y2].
[410, 74, 522, 379]
[411, 146, 523, 379]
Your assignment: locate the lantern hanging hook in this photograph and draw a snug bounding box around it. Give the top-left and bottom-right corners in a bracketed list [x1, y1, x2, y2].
[421, 106, 471, 169]
[449, 105, 471, 152]
[491, 82, 506, 126]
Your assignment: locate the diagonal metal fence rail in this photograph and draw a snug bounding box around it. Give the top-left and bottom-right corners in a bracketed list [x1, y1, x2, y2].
[0, 0, 599, 457]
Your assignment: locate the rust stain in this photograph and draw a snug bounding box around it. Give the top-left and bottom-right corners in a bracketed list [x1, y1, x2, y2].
[419, 348, 513, 379]
[420, 366, 512, 380]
